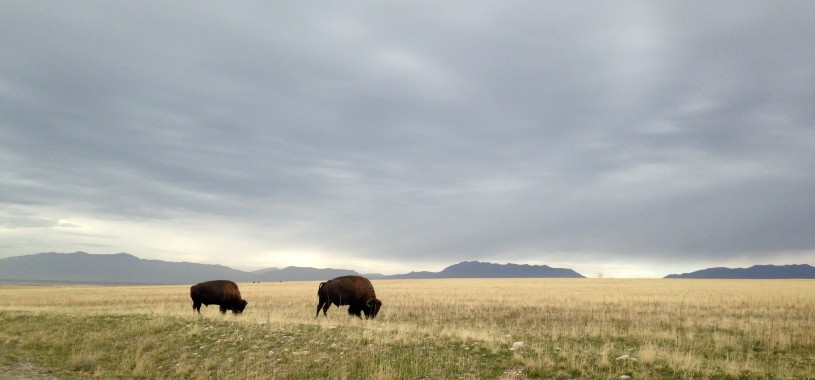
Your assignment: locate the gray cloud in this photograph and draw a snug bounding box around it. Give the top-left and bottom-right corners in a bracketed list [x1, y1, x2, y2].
[2, 1, 814, 276]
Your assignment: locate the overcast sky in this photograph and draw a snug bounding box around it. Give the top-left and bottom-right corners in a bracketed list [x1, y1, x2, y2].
[2, 2, 814, 277]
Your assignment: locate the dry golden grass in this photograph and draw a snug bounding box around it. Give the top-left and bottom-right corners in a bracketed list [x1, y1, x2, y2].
[2, 279, 814, 379]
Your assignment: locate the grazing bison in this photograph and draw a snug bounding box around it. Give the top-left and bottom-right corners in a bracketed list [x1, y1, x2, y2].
[190, 280, 248, 315]
[316, 275, 382, 319]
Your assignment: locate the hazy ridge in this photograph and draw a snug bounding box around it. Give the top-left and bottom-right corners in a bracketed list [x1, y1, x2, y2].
[664, 264, 815, 279]
[0, 252, 583, 284]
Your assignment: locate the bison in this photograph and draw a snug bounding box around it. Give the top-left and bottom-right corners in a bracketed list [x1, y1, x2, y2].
[316, 275, 382, 319]
[190, 280, 248, 315]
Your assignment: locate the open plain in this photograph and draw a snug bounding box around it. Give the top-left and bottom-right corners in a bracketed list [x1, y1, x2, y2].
[1, 279, 814, 379]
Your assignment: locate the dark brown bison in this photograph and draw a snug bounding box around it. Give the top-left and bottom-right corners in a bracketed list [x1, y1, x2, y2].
[316, 275, 382, 319]
[190, 280, 248, 315]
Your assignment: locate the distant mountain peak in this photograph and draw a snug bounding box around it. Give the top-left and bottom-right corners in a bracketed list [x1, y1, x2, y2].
[438, 261, 582, 278]
[665, 264, 815, 279]
[47, 251, 136, 259]
[111, 252, 139, 259]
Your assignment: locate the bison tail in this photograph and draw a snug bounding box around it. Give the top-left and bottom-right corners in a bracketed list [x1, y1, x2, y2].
[317, 282, 326, 295]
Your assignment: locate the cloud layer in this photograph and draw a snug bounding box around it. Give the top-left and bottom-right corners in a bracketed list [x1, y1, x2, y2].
[2, 2, 814, 277]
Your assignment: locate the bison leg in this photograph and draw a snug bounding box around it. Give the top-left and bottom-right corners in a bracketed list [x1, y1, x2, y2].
[219, 305, 228, 315]
[193, 301, 202, 314]
[316, 295, 331, 317]
[316, 301, 325, 317]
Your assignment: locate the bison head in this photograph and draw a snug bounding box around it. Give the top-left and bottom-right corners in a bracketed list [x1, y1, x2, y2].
[233, 300, 248, 314]
[365, 298, 382, 319]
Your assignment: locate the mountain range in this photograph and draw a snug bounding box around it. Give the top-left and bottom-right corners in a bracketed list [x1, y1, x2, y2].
[3, 252, 810, 283]
[664, 264, 815, 279]
[0, 252, 584, 284]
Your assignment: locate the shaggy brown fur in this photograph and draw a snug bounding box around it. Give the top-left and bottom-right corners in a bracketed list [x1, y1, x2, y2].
[190, 280, 248, 315]
[316, 275, 382, 319]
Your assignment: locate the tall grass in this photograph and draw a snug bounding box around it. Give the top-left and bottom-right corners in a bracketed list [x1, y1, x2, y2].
[2, 279, 814, 379]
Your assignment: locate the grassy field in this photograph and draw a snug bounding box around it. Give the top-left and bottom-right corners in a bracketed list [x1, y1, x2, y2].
[1, 279, 814, 379]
